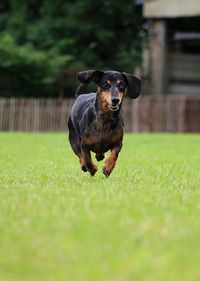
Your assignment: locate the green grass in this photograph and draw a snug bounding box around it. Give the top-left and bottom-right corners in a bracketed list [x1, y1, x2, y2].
[0, 133, 200, 281]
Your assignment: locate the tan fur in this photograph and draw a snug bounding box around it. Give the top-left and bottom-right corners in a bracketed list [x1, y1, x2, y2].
[97, 87, 112, 112]
[78, 153, 85, 166]
[97, 86, 125, 112]
[79, 149, 97, 175]
[84, 130, 123, 147]
[84, 135, 99, 146]
[103, 147, 119, 175]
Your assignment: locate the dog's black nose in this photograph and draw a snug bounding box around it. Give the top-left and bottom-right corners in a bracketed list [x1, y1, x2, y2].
[112, 98, 120, 106]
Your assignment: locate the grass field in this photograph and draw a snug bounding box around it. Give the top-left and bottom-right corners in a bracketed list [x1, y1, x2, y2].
[0, 133, 200, 281]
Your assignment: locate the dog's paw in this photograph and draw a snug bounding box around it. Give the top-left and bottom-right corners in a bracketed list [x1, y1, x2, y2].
[89, 165, 98, 177]
[102, 167, 111, 178]
[81, 164, 87, 172]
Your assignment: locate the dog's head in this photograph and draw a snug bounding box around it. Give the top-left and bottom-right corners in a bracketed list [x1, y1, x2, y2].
[76, 70, 141, 112]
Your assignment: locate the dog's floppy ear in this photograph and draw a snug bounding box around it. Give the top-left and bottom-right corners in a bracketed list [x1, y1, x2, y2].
[122, 72, 141, 99]
[75, 70, 103, 96]
[77, 70, 103, 84]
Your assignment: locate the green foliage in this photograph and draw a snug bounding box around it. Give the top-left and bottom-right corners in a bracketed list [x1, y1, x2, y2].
[0, 133, 200, 280]
[0, 33, 72, 97]
[0, 1, 145, 97]
[0, 34, 71, 81]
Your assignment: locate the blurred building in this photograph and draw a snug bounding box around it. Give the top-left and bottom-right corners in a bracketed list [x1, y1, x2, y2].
[142, 0, 200, 96]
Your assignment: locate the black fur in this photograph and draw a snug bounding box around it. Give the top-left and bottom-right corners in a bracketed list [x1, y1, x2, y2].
[68, 70, 141, 177]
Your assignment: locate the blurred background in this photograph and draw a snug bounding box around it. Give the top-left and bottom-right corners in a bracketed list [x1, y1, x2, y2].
[0, 0, 200, 132]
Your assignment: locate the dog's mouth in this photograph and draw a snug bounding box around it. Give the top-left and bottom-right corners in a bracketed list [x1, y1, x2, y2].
[108, 104, 120, 111]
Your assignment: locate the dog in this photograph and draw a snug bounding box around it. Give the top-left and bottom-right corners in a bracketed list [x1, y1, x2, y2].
[68, 70, 141, 177]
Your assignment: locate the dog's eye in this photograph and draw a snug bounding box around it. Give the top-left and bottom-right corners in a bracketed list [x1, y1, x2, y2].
[118, 82, 125, 90]
[101, 81, 110, 89]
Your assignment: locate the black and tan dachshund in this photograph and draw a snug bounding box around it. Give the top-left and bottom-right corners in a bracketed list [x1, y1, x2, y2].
[68, 70, 141, 177]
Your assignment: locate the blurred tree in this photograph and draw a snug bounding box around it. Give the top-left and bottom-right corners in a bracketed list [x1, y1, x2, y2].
[0, 0, 145, 97]
[0, 33, 72, 96]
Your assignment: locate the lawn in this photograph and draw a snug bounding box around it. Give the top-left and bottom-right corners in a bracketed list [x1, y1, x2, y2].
[0, 133, 200, 281]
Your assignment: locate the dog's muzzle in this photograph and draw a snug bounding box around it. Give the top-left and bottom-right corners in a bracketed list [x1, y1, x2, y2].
[109, 98, 120, 111]
[109, 104, 120, 111]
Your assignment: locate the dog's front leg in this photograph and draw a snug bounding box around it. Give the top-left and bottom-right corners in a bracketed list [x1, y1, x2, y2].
[81, 143, 97, 176]
[103, 142, 122, 177]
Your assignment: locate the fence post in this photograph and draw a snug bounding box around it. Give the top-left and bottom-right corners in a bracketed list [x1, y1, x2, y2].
[177, 96, 186, 132]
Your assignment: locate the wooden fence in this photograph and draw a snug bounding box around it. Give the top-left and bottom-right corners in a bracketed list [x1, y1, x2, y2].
[0, 96, 200, 132]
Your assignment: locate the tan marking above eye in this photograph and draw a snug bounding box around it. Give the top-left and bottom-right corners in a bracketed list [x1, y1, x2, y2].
[116, 79, 121, 85]
[107, 80, 111, 85]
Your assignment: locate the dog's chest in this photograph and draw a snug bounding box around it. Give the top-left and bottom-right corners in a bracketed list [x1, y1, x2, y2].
[84, 119, 123, 152]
